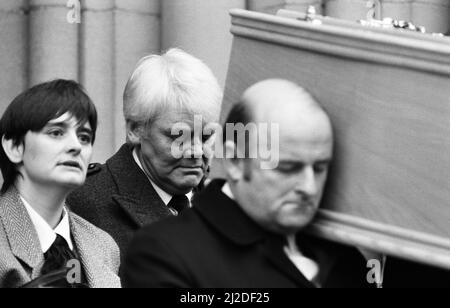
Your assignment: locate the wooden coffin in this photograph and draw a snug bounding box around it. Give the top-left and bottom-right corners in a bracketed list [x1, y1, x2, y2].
[220, 9, 450, 269]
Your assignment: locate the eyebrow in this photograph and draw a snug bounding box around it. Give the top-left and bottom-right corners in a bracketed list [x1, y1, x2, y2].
[315, 159, 332, 165]
[278, 159, 332, 165]
[77, 126, 93, 136]
[46, 121, 67, 127]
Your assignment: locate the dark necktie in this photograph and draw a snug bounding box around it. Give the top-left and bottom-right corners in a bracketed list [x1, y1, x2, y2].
[168, 195, 190, 213]
[41, 234, 77, 276]
[22, 235, 87, 288]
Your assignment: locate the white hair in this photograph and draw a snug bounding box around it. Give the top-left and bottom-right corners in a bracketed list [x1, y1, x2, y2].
[123, 48, 223, 128]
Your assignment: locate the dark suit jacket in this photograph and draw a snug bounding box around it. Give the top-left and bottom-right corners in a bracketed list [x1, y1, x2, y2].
[122, 179, 370, 288]
[67, 144, 173, 264]
[383, 256, 450, 288]
[0, 187, 121, 288]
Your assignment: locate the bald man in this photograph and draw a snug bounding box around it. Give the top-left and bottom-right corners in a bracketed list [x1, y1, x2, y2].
[122, 79, 370, 288]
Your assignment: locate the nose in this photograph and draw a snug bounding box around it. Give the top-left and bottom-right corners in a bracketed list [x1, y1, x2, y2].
[66, 132, 82, 155]
[294, 166, 318, 197]
[185, 138, 204, 159]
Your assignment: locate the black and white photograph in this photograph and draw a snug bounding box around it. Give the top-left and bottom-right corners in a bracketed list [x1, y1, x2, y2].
[0, 0, 449, 292]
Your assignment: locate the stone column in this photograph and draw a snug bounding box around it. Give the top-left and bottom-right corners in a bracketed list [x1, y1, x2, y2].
[0, 0, 28, 114]
[161, 0, 246, 88]
[325, 0, 373, 21]
[248, 0, 323, 15]
[284, 0, 324, 14]
[81, 0, 115, 163]
[411, 0, 450, 34]
[29, 0, 79, 85]
[248, 0, 287, 14]
[113, 0, 160, 149]
[380, 0, 412, 21]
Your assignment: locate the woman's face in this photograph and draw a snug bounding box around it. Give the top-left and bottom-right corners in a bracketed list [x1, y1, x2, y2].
[18, 112, 94, 190]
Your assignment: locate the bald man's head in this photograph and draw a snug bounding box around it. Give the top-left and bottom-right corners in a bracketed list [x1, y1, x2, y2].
[242, 79, 330, 130]
[224, 79, 333, 160]
[223, 79, 334, 235]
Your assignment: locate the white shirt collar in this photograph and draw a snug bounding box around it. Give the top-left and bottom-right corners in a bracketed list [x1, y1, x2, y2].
[21, 196, 73, 253]
[221, 182, 235, 200]
[284, 234, 320, 285]
[132, 148, 192, 206]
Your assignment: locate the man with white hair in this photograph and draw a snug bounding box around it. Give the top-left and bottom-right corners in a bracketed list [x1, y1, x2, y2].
[123, 79, 370, 288]
[68, 49, 223, 265]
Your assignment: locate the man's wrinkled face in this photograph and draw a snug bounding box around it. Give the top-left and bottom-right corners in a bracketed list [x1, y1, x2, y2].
[138, 110, 214, 195]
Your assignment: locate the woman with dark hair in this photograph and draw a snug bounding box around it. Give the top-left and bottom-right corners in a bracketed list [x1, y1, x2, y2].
[0, 79, 121, 288]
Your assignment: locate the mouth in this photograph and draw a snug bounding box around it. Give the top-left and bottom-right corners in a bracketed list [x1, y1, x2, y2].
[285, 201, 315, 210]
[59, 161, 82, 170]
[179, 165, 204, 174]
[180, 166, 203, 169]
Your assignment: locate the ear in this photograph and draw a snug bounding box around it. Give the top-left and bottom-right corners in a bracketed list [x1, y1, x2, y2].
[223, 140, 245, 182]
[2, 136, 24, 164]
[126, 122, 142, 145]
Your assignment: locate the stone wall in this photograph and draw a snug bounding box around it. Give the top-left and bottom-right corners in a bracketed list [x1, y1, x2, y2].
[0, 0, 447, 163]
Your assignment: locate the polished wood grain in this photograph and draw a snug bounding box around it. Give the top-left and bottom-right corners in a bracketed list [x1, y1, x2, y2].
[221, 9, 450, 269]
